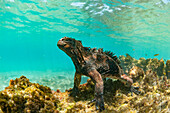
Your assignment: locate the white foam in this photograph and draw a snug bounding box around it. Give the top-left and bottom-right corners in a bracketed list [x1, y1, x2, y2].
[85, 6, 89, 10]
[71, 2, 86, 8]
[162, 0, 170, 4]
[41, 0, 47, 2]
[5, 6, 10, 9]
[115, 7, 121, 10]
[94, 11, 103, 16]
[8, 0, 15, 2]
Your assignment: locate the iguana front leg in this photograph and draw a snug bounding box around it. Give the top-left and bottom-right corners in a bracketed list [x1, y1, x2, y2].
[70, 71, 81, 96]
[88, 69, 105, 111]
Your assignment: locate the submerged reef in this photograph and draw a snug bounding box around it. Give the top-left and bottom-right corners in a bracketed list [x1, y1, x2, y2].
[119, 54, 169, 77]
[0, 55, 170, 113]
[166, 60, 170, 79]
[0, 76, 60, 113]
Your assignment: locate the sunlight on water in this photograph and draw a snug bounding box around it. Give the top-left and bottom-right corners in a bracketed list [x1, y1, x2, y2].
[1, 0, 169, 39]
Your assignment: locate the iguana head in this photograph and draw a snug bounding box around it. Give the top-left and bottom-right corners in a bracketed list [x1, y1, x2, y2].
[57, 37, 83, 57]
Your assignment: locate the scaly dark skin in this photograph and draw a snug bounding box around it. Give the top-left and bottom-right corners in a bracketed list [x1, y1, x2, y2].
[57, 37, 140, 111]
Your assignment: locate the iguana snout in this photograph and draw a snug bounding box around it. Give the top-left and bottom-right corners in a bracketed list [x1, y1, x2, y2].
[57, 37, 76, 56]
[57, 37, 83, 57]
[57, 37, 71, 49]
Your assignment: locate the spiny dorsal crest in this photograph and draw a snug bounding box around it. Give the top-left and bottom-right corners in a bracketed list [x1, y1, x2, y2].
[104, 50, 120, 64]
[84, 47, 120, 64]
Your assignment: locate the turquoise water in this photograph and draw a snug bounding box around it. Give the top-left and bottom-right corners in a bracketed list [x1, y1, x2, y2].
[0, 0, 170, 91]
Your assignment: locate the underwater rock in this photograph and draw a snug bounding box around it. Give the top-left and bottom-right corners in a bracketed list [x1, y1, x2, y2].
[119, 54, 167, 77]
[119, 54, 137, 74]
[0, 76, 60, 113]
[0, 75, 169, 113]
[166, 60, 170, 79]
[129, 66, 144, 83]
[142, 70, 159, 92]
[144, 70, 158, 86]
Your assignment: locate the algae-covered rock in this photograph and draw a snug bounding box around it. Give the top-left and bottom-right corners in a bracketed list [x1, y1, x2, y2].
[119, 54, 167, 77]
[129, 66, 144, 83]
[166, 60, 170, 79]
[144, 70, 158, 86]
[0, 76, 60, 113]
[0, 74, 169, 113]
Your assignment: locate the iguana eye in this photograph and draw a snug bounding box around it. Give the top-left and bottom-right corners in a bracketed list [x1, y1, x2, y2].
[65, 38, 72, 42]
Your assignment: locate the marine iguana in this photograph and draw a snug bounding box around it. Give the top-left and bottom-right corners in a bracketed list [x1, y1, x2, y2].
[57, 37, 140, 111]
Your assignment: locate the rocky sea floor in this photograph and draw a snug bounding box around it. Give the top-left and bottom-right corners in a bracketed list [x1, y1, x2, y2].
[0, 54, 169, 113]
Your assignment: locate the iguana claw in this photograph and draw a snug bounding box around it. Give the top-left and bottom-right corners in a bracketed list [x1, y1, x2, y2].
[130, 86, 141, 96]
[88, 99, 96, 104]
[88, 94, 105, 111]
